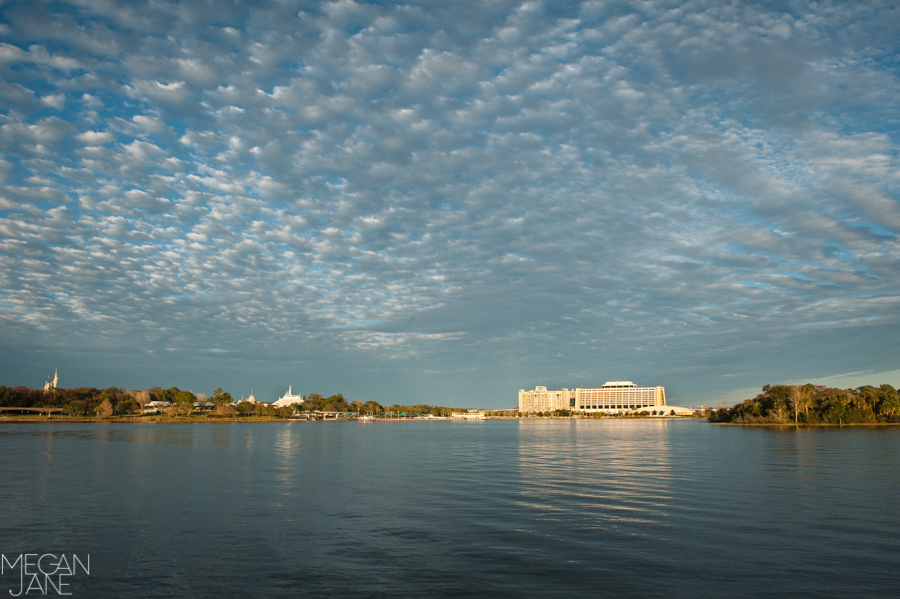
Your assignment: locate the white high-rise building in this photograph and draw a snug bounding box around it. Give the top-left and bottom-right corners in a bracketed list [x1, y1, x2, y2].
[519, 382, 666, 413]
[518, 386, 576, 412]
[575, 382, 666, 412]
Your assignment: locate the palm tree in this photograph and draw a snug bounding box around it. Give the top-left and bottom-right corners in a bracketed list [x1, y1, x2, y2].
[792, 384, 814, 423]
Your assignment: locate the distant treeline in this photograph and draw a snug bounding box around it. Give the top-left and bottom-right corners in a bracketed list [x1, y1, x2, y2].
[0, 385, 465, 419]
[295, 394, 463, 417]
[0, 385, 232, 417]
[708, 383, 900, 424]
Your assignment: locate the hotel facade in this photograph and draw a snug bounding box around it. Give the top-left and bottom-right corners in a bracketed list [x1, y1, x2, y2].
[518, 382, 667, 414]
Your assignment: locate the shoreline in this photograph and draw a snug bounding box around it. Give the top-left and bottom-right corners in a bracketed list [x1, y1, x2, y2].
[709, 422, 900, 427]
[0, 415, 704, 424]
[2, 417, 894, 426]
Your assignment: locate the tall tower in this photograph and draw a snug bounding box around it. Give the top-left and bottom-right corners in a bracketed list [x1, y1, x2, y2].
[43, 359, 66, 393]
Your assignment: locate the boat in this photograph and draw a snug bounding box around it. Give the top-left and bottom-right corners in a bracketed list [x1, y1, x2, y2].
[450, 410, 486, 420]
[358, 414, 376, 422]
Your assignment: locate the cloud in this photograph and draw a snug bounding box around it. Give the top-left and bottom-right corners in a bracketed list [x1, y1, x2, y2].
[77, 130, 114, 144]
[0, 0, 899, 404]
[40, 93, 66, 109]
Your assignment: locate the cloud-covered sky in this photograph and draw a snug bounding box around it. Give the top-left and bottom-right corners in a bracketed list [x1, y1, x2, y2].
[1, 0, 898, 406]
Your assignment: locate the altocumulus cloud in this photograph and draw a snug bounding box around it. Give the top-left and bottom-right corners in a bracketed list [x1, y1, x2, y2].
[0, 0, 898, 405]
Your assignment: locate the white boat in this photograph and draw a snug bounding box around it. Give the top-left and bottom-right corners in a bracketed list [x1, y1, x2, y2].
[450, 410, 486, 420]
[358, 415, 376, 422]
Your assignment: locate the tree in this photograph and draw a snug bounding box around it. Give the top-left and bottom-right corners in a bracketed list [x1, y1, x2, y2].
[164, 405, 189, 417]
[65, 400, 88, 416]
[235, 401, 254, 415]
[324, 394, 350, 411]
[363, 401, 384, 415]
[792, 384, 814, 423]
[766, 385, 793, 424]
[95, 398, 113, 419]
[157, 387, 181, 403]
[116, 398, 138, 415]
[131, 389, 151, 412]
[253, 403, 276, 417]
[211, 388, 233, 406]
[174, 390, 196, 408]
[875, 384, 900, 421]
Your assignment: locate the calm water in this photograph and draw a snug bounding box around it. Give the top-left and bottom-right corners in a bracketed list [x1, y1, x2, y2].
[0, 419, 898, 598]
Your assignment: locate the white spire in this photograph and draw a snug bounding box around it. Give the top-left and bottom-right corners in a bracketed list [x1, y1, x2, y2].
[43, 359, 66, 392]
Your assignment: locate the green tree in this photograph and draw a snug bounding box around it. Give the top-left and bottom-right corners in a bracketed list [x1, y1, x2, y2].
[116, 398, 138, 415]
[235, 401, 255, 415]
[877, 385, 900, 421]
[156, 387, 180, 403]
[363, 401, 384, 415]
[253, 403, 276, 417]
[211, 388, 234, 406]
[65, 400, 88, 416]
[174, 390, 196, 408]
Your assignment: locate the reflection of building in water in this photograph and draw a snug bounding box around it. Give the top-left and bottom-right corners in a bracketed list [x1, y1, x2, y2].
[515, 419, 676, 527]
[519, 382, 667, 413]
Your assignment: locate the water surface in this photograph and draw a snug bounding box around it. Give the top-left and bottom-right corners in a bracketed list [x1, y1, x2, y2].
[1, 420, 897, 597]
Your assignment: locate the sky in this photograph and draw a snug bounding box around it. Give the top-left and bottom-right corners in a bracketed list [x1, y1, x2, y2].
[0, 0, 898, 408]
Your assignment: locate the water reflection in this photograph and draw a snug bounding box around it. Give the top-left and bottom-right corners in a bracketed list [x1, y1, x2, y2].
[272, 424, 299, 495]
[209, 423, 232, 450]
[516, 420, 677, 528]
[39, 427, 54, 504]
[750, 427, 900, 526]
[3, 421, 899, 599]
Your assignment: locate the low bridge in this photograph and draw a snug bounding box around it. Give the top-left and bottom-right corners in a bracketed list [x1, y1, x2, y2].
[0, 407, 66, 415]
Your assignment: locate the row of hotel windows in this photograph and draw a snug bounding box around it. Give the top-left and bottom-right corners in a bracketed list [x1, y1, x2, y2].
[518, 385, 666, 412]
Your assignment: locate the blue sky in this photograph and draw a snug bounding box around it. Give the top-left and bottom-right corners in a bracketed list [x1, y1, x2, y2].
[1, 0, 898, 407]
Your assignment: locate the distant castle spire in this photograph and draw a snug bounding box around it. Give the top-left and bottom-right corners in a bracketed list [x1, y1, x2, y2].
[43, 359, 67, 393]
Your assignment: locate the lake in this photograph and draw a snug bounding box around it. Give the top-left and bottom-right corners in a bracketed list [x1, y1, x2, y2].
[1, 419, 898, 597]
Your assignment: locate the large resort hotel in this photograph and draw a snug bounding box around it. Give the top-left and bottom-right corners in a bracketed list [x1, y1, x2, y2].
[519, 382, 669, 414]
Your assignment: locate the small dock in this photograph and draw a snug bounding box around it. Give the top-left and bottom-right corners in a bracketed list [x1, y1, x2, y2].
[291, 411, 350, 421]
